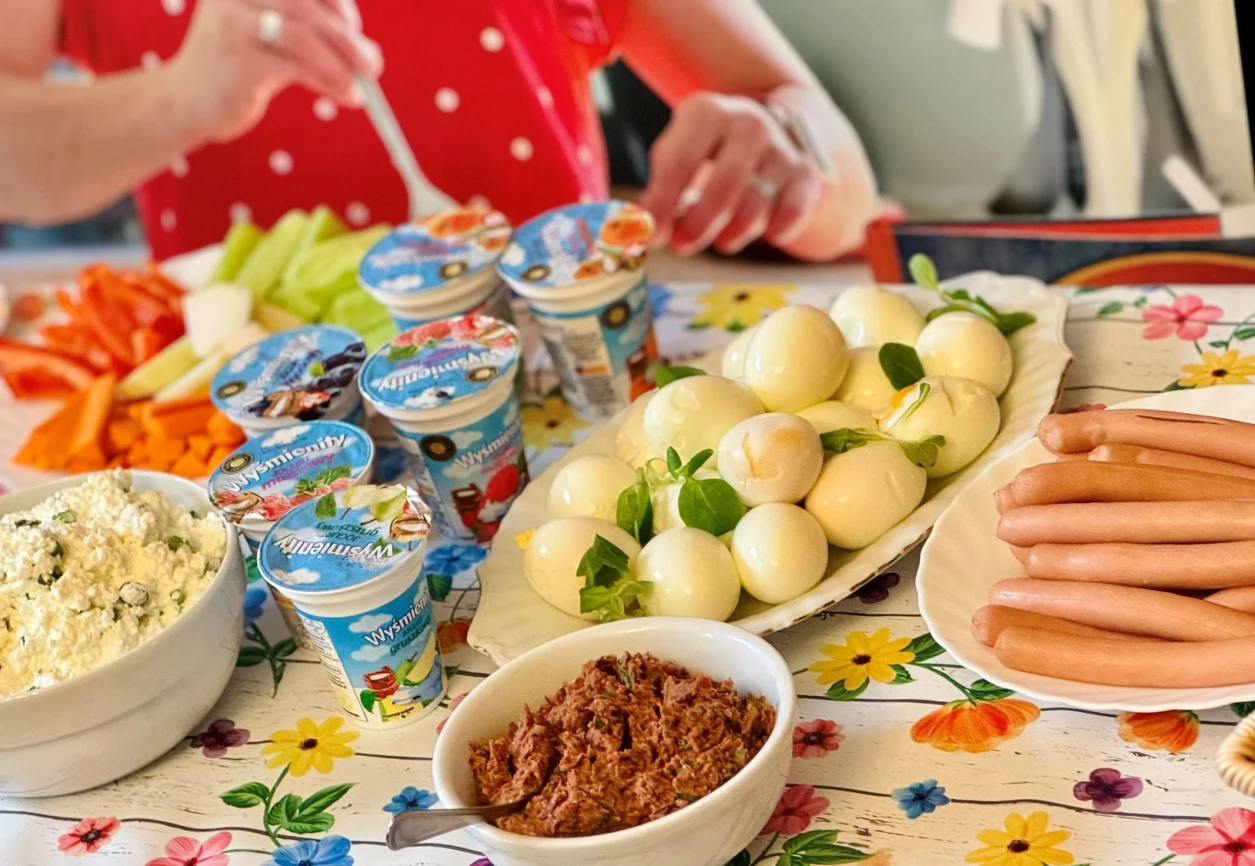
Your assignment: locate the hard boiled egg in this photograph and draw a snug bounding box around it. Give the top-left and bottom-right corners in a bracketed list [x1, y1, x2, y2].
[879, 375, 1000, 478]
[636, 527, 741, 620]
[721, 325, 759, 379]
[833, 346, 898, 414]
[731, 503, 829, 603]
[794, 400, 877, 435]
[717, 413, 823, 506]
[547, 455, 637, 522]
[743, 306, 848, 412]
[524, 518, 641, 620]
[643, 375, 763, 467]
[614, 393, 658, 468]
[915, 312, 1013, 396]
[804, 441, 926, 549]
[829, 285, 925, 348]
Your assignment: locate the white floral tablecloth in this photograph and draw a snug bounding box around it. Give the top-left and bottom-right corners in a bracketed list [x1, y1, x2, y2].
[4, 280, 1255, 866]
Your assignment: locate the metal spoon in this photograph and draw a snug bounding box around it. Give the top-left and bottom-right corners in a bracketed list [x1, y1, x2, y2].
[386, 795, 533, 850]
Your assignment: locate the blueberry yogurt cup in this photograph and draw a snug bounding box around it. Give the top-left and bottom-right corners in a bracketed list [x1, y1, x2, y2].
[359, 313, 528, 543]
[497, 199, 658, 421]
[258, 484, 445, 729]
[207, 420, 375, 648]
[211, 325, 368, 438]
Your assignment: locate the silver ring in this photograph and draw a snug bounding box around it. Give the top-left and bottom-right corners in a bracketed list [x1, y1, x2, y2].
[258, 9, 284, 48]
[749, 176, 779, 200]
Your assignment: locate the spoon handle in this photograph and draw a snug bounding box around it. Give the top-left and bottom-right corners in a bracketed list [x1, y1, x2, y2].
[386, 804, 517, 849]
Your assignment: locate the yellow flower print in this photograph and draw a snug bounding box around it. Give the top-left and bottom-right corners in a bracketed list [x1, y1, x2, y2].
[514, 529, 535, 550]
[1178, 350, 1255, 388]
[261, 717, 358, 777]
[809, 628, 915, 691]
[521, 395, 589, 452]
[966, 812, 1073, 866]
[690, 284, 791, 332]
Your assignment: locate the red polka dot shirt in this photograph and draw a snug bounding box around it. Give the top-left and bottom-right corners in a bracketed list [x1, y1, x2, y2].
[60, 0, 625, 260]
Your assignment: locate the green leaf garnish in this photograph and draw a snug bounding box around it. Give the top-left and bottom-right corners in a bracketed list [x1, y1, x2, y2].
[14, 518, 39, 528]
[897, 382, 931, 425]
[615, 471, 654, 545]
[910, 252, 1036, 336]
[654, 366, 704, 388]
[577, 535, 650, 622]
[53, 510, 75, 523]
[819, 427, 946, 470]
[165, 536, 187, 552]
[878, 343, 924, 390]
[678, 477, 744, 536]
[679, 449, 713, 479]
[666, 447, 683, 475]
[907, 253, 939, 291]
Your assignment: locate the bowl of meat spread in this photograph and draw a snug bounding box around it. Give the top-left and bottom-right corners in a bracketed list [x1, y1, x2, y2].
[431, 618, 796, 866]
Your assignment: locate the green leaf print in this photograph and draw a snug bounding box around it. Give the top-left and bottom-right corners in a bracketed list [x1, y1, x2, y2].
[314, 493, 337, 520]
[427, 572, 453, 602]
[237, 646, 267, 667]
[297, 783, 355, 817]
[1236, 327, 1255, 341]
[889, 665, 913, 684]
[904, 633, 945, 662]
[825, 678, 870, 702]
[1232, 702, 1255, 718]
[968, 679, 1016, 701]
[221, 782, 271, 808]
[1097, 302, 1123, 317]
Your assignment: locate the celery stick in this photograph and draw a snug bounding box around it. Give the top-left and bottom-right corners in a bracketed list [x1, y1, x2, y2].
[211, 221, 264, 283]
[281, 205, 348, 287]
[235, 210, 309, 299]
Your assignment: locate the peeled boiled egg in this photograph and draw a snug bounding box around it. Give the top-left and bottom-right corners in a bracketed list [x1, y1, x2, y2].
[614, 393, 658, 468]
[643, 375, 763, 466]
[804, 441, 927, 549]
[636, 527, 741, 621]
[717, 413, 823, 506]
[524, 518, 641, 619]
[743, 306, 848, 412]
[828, 285, 925, 348]
[794, 400, 877, 435]
[721, 325, 759, 379]
[731, 503, 829, 604]
[833, 347, 898, 414]
[914, 312, 1013, 396]
[548, 455, 637, 522]
[879, 375, 1000, 478]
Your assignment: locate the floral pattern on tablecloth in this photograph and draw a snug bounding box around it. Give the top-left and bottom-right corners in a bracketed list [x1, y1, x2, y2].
[6, 282, 1255, 866]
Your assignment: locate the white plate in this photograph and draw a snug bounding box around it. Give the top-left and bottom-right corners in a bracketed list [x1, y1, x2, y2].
[917, 385, 1255, 712]
[470, 272, 1073, 666]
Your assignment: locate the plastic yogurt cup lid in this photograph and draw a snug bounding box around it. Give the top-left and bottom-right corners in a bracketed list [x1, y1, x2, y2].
[259, 484, 432, 593]
[497, 200, 653, 289]
[358, 313, 520, 413]
[207, 420, 375, 530]
[211, 325, 366, 423]
[359, 207, 512, 298]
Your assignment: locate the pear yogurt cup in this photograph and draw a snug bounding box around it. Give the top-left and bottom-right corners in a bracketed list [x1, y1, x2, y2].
[258, 484, 445, 729]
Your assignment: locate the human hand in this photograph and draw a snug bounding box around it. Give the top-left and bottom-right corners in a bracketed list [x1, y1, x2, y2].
[167, 0, 381, 143]
[639, 92, 826, 256]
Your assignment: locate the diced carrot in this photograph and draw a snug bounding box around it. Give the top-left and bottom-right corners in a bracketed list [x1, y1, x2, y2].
[107, 418, 142, 454]
[187, 434, 213, 460]
[207, 444, 235, 470]
[142, 405, 214, 439]
[170, 450, 208, 479]
[146, 435, 187, 465]
[106, 454, 126, 469]
[131, 457, 174, 472]
[68, 373, 117, 464]
[66, 455, 106, 474]
[125, 439, 149, 465]
[127, 401, 151, 420]
[207, 411, 246, 446]
[148, 393, 213, 416]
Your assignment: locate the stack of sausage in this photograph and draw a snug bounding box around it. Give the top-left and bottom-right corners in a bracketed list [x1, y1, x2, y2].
[976, 408, 1255, 689]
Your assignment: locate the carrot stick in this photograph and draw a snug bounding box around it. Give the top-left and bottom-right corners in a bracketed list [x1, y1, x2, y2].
[69, 373, 117, 463]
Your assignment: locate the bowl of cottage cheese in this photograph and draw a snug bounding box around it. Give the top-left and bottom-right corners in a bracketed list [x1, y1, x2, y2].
[0, 470, 244, 797]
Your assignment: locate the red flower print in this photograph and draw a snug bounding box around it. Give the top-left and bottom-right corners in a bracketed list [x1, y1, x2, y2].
[436, 692, 468, 735]
[1168, 807, 1255, 864]
[146, 832, 232, 866]
[58, 817, 121, 855]
[437, 618, 471, 653]
[792, 719, 844, 758]
[1117, 710, 1199, 753]
[855, 572, 900, 604]
[189, 719, 250, 758]
[1142, 294, 1222, 340]
[760, 785, 829, 836]
[1073, 768, 1143, 813]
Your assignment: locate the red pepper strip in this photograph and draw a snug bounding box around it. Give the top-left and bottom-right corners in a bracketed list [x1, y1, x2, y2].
[148, 312, 183, 347]
[0, 337, 97, 390]
[38, 324, 114, 372]
[139, 265, 187, 308]
[3, 369, 76, 400]
[95, 268, 171, 326]
[79, 284, 137, 369]
[131, 328, 163, 365]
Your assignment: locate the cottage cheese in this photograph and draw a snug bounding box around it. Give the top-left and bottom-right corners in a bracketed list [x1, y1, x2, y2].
[0, 472, 227, 697]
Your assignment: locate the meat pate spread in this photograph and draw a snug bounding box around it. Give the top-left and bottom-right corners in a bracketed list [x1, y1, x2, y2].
[468, 652, 775, 837]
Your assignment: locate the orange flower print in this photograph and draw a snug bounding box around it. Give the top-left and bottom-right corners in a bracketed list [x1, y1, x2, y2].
[1117, 710, 1199, 753]
[58, 816, 121, 855]
[911, 698, 1041, 754]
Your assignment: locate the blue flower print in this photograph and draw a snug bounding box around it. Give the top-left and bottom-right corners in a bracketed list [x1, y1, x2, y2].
[424, 543, 488, 576]
[892, 779, 950, 819]
[383, 785, 439, 814]
[266, 835, 353, 866]
[243, 585, 268, 626]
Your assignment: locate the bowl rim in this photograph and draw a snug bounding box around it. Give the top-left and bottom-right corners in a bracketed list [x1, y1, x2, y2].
[0, 470, 240, 710]
[432, 616, 797, 852]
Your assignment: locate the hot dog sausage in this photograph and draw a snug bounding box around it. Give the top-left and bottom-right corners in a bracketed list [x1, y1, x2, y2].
[989, 578, 1255, 640]
[1038, 409, 1255, 466]
[1208, 586, 1255, 613]
[971, 604, 1148, 646]
[993, 627, 1255, 688]
[1089, 443, 1255, 481]
[997, 501, 1255, 546]
[997, 461, 1255, 509]
[1008, 545, 1031, 566]
[1025, 541, 1255, 588]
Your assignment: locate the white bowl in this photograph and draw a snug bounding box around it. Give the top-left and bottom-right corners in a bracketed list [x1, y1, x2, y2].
[432, 618, 796, 866]
[0, 471, 245, 796]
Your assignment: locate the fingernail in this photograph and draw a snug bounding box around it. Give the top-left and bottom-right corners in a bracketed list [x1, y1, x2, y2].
[651, 226, 671, 249]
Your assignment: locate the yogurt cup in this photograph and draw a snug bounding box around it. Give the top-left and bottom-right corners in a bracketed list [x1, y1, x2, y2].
[207, 420, 376, 647]
[258, 484, 445, 729]
[359, 313, 529, 543]
[211, 325, 368, 438]
[358, 206, 515, 331]
[497, 200, 658, 421]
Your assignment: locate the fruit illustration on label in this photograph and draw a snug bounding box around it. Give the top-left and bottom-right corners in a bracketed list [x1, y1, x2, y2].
[600, 207, 652, 249]
[389, 510, 430, 548]
[363, 667, 399, 699]
[211, 489, 261, 523]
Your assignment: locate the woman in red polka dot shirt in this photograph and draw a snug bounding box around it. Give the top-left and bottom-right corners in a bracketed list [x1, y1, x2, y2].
[0, 0, 877, 262]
